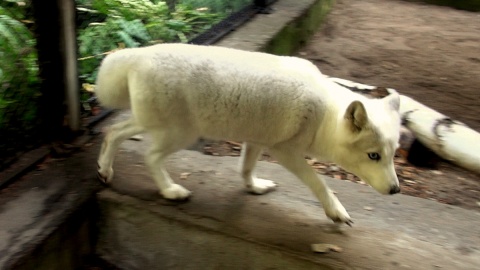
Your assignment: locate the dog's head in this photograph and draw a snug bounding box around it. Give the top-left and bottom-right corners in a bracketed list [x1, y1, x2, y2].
[335, 92, 401, 195]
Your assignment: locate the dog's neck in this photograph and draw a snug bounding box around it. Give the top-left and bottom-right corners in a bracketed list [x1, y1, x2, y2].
[308, 106, 343, 161]
[309, 88, 366, 162]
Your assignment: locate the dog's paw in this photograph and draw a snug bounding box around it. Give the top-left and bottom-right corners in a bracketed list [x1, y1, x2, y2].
[247, 178, 277, 195]
[97, 163, 113, 185]
[324, 194, 353, 226]
[161, 184, 192, 200]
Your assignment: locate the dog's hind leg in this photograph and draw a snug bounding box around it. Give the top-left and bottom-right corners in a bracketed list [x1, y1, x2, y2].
[269, 148, 352, 226]
[98, 118, 144, 184]
[146, 129, 197, 200]
[239, 143, 277, 194]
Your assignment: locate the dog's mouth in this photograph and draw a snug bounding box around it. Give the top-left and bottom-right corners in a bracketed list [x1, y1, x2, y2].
[360, 178, 400, 195]
[389, 185, 401, 195]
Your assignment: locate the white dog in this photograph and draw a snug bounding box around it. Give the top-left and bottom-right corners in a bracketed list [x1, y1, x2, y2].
[96, 44, 401, 225]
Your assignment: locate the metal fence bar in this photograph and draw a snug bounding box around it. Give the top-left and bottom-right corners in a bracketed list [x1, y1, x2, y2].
[189, 0, 277, 45]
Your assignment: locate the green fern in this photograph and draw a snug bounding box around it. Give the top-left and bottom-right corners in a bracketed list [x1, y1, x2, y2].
[118, 19, 151, 42]
[0, 6, 39, 129]
[78, 18, 153, 83]
[92, 0, 169, 21]
[76, 0, 245, 86]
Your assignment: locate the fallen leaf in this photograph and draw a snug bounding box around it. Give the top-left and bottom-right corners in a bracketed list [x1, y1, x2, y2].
[311, 243, 343, 253]
[180, 172, 191, 180]
[329, 165, 340, 171]
[226, 141, 242, 147]
[346, 174, 355, 180]
[129, 134, 144, 141]
[328, 245, 343, 253]
[311, 243, 330, 253]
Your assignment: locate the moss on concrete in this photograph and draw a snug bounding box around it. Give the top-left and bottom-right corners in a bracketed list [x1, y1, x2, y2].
[263, 0, 334, 55]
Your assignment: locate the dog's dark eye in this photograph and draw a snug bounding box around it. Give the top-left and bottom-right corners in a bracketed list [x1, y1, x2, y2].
[368, 152, 381, 161]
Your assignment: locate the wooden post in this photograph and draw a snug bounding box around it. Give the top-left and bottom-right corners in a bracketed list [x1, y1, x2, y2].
[61, 0, 80, 132]
[31, 0, 79, 144]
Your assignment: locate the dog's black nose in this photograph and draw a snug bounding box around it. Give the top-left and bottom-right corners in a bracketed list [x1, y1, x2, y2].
[389, 186, 401, 195]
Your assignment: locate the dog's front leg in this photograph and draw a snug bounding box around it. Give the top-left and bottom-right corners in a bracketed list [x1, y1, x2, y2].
[270, 148, 352, 226]
[97, 118, 144, 184]
[146, 130, 194, 200]
[146, 148, 192, 200]
[239, 143, 277, 194]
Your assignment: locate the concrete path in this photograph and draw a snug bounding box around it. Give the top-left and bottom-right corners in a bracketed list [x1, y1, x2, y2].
[95, 113, 480, 270]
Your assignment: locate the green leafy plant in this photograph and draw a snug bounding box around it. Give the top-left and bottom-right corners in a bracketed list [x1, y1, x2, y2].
[78, 18, 152, 82]
[0, 4, 39, 129]
[77, 0, 226, 84]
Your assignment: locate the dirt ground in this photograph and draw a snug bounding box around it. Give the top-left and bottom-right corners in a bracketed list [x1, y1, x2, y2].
[208, 0, 480, 211]
[300, 0, 480, 131]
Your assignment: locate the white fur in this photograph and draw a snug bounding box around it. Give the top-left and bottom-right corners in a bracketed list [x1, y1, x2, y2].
[96, 44, 401, 225]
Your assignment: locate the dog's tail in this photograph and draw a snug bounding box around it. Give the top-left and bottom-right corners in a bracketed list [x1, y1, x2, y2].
[94, 50, 132, 109]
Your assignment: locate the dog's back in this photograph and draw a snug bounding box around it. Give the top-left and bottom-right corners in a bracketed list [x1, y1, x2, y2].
[96, 44, 330, 146]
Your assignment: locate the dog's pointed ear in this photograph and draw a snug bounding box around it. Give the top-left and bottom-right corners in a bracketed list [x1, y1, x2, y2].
[384, 91, 400, 112]
[345, 101, 368, 132]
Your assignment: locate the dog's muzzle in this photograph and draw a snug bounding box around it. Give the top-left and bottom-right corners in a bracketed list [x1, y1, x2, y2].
[389, 185, 401, 195]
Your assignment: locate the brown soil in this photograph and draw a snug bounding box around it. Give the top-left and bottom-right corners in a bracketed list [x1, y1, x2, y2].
[301, 0, 480, 131]
[206, 0, 480, 211]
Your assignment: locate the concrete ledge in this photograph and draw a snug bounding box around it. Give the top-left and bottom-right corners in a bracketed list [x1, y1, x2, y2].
[96, 149, 480, 269]
[263, 0, 334, 55]
[97, 191, 339, 270]
[216, 0, 334, 54]
[0, 144, 102, 269]
[8, 200, 97, 270]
